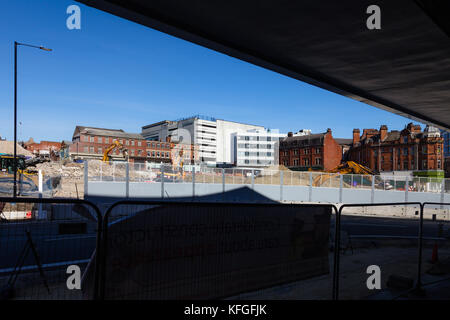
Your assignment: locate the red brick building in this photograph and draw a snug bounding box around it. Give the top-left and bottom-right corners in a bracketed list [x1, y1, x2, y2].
[279, 129, 345, 171]
[69, 126, 198, 164]
[348, 123, 444, 172]
[23, 138, 62, 160]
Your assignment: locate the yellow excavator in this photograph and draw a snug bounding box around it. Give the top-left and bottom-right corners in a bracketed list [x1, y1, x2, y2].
[102, 140, 129, 163]
[312, 161, 378, 187]
[0, 154, 39, 189]
[171, 148, 185, 179]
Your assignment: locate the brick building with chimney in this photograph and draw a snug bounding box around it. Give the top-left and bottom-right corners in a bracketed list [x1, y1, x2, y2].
[279, 129, 347, 171]
[348, 123, 444, 173]
[69, 126, 198, 164]
[23, 138, 63, 160]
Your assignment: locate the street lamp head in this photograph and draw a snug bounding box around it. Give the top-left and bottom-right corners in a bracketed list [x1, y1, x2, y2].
[39, 46, 52, 52]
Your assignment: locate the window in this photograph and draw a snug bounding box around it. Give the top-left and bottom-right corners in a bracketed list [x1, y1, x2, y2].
[315, 148, 321, 154]
[126, 140, 129, 146]
[90, 136, 94, 142]
[267, 152, 272, 157]
[138, 150, 142, 156]
[403, 161, 408, 170]
[403, 136, 408, 144]
[147, 142, 151, 147]
[304, 148, 309, 155]
[303, 158, 310, 166]
[84, 146, 88, 153]
[283, 160, 288, 166]
[422, 146, 427, 154]
[422, 160, 427, 169]
[90, 147, 94, 153]
[98, 147, 102, 154]
[147, 151, 151, 157]
[438, 159, 441, 169]
[152, 151, 155, 157]
[293, 159, 299, 166]
[157, 152, 160, 157]
[130, 150, 135, 156]
[294, 150, 298, 155]
[315, 158, 322, 165]
[245, 160, 250, 164]
[403, 148, 408, 156]
[105, 137, 109, 144]
[166, 152, 170, 158]
[99, 137, 103, 144]
[437, 145, 441, 154]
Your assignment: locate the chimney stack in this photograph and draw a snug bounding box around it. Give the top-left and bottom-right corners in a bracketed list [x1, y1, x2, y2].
[380, 125, 388, 141]
[353, 129, 360, 145]
[288, 132, 293, 137]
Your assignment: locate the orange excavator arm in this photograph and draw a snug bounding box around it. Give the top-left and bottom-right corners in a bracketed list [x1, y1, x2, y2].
[102, 140, 128, 162]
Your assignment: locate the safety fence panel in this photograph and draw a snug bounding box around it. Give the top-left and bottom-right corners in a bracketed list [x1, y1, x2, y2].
[96, 201, 336, 300]
[333, 202, 422, 300]
[419, 203, 450, 295]
[0, 198, 102, 300]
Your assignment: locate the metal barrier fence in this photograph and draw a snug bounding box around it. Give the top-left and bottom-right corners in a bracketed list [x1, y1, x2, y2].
[333, 202, 423, 300]
[419, 202, 450, 296]
[88, 160, 450, 194]
[98, 200, 338, 300]
[1, 197, 449, 300]
[0, 198, 102, 300]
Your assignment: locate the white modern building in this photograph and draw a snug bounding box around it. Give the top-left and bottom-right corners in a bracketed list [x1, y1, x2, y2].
[142, 115, 277, 166]
[232, 129, 285, 167]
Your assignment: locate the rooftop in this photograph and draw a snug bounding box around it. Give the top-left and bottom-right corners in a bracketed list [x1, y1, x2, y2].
[73, 126, 144, 140]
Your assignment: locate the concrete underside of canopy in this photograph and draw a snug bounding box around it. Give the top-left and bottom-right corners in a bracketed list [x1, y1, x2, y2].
[77, 0, 450, 130]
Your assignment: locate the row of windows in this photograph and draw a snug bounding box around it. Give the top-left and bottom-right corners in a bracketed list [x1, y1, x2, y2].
[282, 148, 321, 156]
[237, 144, 273, 149]
[373, 145, 441, 156]
[81, 135, 170, 149]
[238, 152, 273, 157]
[83, 146, 171, 158]
[377, 159, 441, 170]
[241, 159, 273, 165]
[285, 158, 322, 166]
[238, 136, 273, 142]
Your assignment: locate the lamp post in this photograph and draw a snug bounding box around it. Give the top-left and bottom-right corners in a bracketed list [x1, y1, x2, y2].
[13, 41, 52, 198]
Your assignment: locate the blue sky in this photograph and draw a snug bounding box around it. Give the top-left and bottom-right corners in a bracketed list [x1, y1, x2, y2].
[0, 0, 419, 142]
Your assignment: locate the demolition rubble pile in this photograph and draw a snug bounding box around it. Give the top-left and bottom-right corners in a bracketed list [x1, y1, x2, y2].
[35, 161, 84, 198]
[87, 160, 157, 181]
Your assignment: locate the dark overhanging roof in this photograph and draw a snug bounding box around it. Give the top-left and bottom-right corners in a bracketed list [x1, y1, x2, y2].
[77, 0, 450, 130]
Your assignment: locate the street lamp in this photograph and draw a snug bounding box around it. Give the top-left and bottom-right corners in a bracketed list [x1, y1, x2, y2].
[13, 41, 52, 198]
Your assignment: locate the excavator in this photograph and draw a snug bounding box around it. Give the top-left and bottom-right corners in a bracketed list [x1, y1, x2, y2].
[312, 161, 379, 187]
[102, 140, 129, 163]
[154, 147, 185, 182]
[0, 154, 39, 187]
[172, 148, 185, 179]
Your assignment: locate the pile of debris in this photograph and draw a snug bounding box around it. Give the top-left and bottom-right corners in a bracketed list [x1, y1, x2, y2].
[34, 161, 85, 198]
